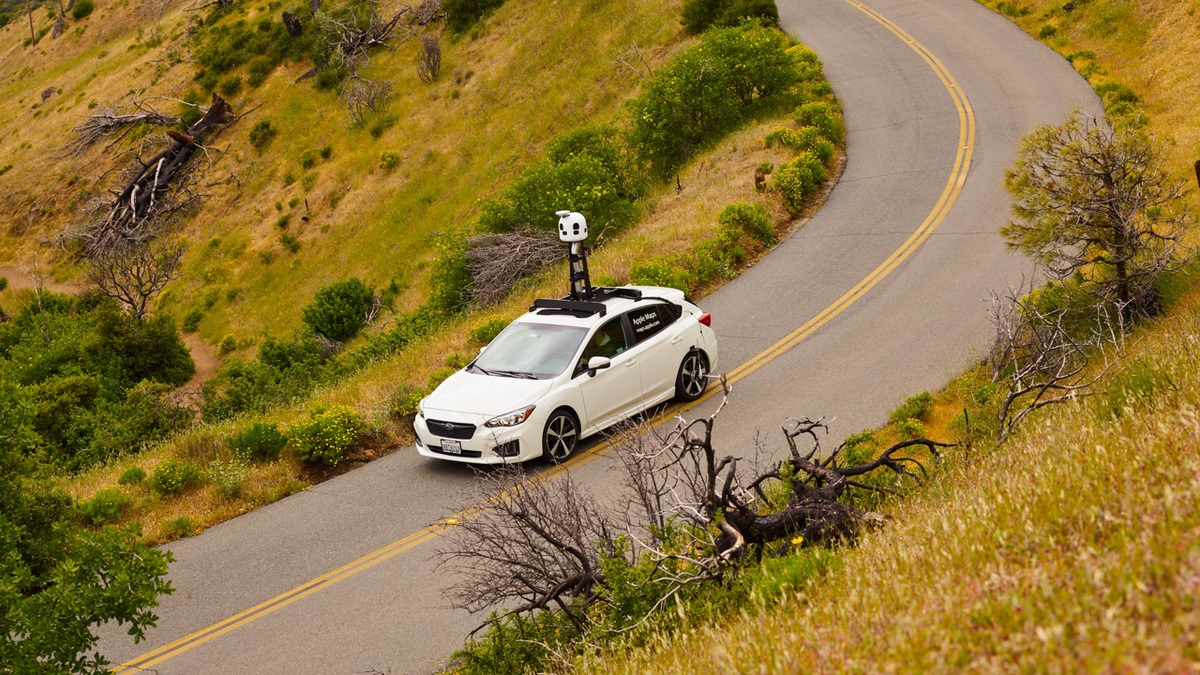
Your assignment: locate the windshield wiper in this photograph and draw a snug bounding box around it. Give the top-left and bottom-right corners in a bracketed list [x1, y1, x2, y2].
[467, 363, 494, 376]
[492, 369, 538, 380]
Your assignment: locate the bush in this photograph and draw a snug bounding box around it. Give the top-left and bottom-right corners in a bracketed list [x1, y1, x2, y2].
[288, 404, 365, 465]
[206, 457, 247, 499]
[72, 0, 94, 20]
[682, 0, 778, 34]
[391, 385, 426, 418]
[718, 202, 775, 246]
[77, 488, 132, 526]
[301, 278, 376, 342]
[794, 101, 843, 144]
[427, 232, 471, 314]
[231, 421, 288, 461]
[0, 13, 9, 28]
[444, 0, 506, 33]
[91, 307, 196, 386]
[629, 23, 800, 179]
[117, 466, 147, 485]
[889, 391, 933, 423]
[219, 336, 237, 355]
[247, 56, 273, 87]
[379, 151, 400, 172]
[0, 277, 8, 291]
[280, 233, 301, 253]
[163, 515, 195, 538]
[248, 120, 277, 151]
[150, 459, 202, 496]
[1038, 24, 1058, 39]
[218, 75, 243, 97]
[771, 151, 826, 213]
[471, 318, 510, 345]
[630, 258, 693, 293]
[182, 308, 203, 332]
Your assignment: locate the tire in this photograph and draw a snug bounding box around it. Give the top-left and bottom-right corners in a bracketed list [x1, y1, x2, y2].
[674, 350, 709, 402]
[542, 409, 579, 462]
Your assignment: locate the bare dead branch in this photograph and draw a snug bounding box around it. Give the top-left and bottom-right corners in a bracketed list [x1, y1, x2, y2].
[85, 238, 186, 319]
[464, 229, 566, 307]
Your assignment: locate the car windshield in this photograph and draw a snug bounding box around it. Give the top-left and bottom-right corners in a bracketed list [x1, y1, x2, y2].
[471, 322, 589, 379]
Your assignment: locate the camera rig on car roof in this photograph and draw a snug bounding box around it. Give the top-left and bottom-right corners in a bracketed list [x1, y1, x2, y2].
[528, 210, 644, 318]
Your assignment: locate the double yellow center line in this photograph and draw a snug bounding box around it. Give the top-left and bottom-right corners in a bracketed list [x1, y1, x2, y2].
[112, 3, 974, 671]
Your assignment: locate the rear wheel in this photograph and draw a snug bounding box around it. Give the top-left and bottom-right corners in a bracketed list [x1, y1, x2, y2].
[542, 409, 579, 462]
[674, 351, 709, 402]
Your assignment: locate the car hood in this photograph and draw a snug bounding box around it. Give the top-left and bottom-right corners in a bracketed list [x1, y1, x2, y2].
[422, 370, 555, 417]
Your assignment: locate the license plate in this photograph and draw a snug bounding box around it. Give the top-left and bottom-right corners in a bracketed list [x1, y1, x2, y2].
[441, 440, 462, 455]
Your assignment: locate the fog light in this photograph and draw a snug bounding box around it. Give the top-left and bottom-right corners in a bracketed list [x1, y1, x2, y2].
[492, 440, 520, 458]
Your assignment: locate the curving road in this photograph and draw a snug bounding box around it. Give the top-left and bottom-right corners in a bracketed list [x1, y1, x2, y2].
[96, 1, 1101, 672]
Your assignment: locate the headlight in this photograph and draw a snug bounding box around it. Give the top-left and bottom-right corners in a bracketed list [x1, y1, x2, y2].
[485, 405, 536, 428]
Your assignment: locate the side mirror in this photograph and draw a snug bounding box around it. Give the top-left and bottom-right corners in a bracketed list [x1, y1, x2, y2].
[586, 356, 611, 377]
[479, 346, 487, 354]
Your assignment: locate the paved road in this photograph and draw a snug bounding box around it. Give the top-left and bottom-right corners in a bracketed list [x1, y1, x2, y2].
[96, 1, 1100, 673]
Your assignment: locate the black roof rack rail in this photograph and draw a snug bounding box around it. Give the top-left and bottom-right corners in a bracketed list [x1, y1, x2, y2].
[530, 298, 608, 317]
[592, 287, 642, 301]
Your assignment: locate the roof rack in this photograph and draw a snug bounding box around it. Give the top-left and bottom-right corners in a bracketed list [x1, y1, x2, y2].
[528, 287, 644, 318]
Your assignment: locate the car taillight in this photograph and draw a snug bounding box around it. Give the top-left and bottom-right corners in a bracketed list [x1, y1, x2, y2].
[698, 313, 711, 327]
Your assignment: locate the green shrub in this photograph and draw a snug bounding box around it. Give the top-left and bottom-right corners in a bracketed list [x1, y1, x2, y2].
[182, 308, 203, 332]
[163, 515, 195, 538]
[771, 151, 826, 213]
[117, 466, 147, 485]
[247, 56, 274, 87]
[368, 113, 399, 138]
[841, 429, 879, 465]
[471, 318, 510, 344]
[793, 101, 843, 144]
[1037, 24, 1058, 39]
[219, 336, 237, 355]
[0, 277, 7, 291]
[280, 233, 301, 253]
[479, 125, 642, 236]
[630, 23, 800, 179]
[249, 120, 277, 151]
[72, 0, 94, 20]
[288, 404, 365, 465]
[719, 202, 774, 246]
[391, 385, 427, 418]
[894, 417, 925, 440]
[218, 75, 243, 97]
[315, 67, 345, 90]
[681, 0, 779, 34]
[77, 488, 132, 526]
[379, 151, 400, 172]
[150, 459, 202, 496]
[206, 457, 247, 499]
[301, 278, 375, 342]
[299, 150, 318, 169]
[444, 0, 506, 33]
[91, 306, 196, 386]
[300, 172, 318, 191]
[0, 13, 9, 28]
[318, 144, 333, 160]
[428, 232, 471, 313]
[275, 213, 291, 229]
[630, 258, 693, 293]
[889, 391, 933, 423]
[231, 421, 288, 461]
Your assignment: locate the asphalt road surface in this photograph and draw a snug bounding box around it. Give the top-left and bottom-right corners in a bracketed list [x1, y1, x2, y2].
[96, 0, 1101, 672]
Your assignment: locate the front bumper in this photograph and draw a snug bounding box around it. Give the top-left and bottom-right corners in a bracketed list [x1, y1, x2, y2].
[414, 412, 542, 464]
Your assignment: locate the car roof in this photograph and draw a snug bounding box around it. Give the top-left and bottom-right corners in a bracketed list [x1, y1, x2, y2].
[516, 286, 687, 328]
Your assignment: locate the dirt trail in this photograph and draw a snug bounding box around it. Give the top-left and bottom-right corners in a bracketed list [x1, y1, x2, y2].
[0, 266, 222, 386]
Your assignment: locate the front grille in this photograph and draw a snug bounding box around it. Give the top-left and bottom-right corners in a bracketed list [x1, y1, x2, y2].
[427, 419, 477, 440]
[432, 445, 482, 459]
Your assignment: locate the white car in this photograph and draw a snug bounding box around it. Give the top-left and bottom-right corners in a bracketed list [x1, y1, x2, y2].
[414, 286, 718, 464]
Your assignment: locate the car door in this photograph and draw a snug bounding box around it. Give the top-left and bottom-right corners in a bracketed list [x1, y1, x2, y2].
[574, 316, 641, 431]
[625, 303, 685, 403]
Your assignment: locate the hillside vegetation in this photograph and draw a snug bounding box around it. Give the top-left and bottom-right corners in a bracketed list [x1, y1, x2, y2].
[530, 0, 1200, 672]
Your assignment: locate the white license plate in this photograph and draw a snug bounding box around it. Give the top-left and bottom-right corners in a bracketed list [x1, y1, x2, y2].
[441, 440, 462, 455]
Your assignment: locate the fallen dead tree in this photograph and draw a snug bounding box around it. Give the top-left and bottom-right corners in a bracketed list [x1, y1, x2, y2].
[436, 381, 953, 639]
[464, 229, 565, 306]
[62, 100, 184, 157]
[299, 0, 445, 81]
[75, 93, 237, 256]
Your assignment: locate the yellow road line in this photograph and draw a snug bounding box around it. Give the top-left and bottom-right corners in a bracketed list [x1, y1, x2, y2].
[112, 3, 975, 671]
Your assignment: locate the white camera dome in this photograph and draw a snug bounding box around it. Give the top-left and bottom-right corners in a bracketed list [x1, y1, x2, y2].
[555, 210, 588, 243]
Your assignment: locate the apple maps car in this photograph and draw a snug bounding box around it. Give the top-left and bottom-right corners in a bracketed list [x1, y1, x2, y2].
[414, 285, 718, 464]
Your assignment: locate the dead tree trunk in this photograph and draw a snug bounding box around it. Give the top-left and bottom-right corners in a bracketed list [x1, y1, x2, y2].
[84, 93, 235, 256]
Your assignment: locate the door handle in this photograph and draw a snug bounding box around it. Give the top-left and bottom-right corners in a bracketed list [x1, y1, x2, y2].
[670, 335, 683, 345]
[625, 359, 638, 367]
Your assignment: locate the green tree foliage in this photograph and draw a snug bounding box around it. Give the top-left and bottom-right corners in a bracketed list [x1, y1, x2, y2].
[443, 0, 506, 33]
[629, 22, 802, 180]
[0, 386, 173, 674]
[192, 8, 318, 93]
[288, 404, 364, 465]
[300, 278, 376, 342]
[1002, 113, 1192, 316]
[0, 295, 193, 472]
[478, 125, 643, 236]
[71, 0, 94, 20]
[682, 0, 778, 34]
[427, 232, 472, 314]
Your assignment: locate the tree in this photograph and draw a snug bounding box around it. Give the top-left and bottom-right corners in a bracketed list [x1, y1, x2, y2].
[85, 238, 186, 320]
[1002, 112, 1192, 319]
[0, 385, 174, 674]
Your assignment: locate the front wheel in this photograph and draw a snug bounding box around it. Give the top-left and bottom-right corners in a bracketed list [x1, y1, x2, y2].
[542, 409, 579, 462]
[674, 351, 709, 402]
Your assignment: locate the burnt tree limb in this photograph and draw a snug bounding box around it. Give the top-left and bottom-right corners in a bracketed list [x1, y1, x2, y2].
[84, 94, 236, 256]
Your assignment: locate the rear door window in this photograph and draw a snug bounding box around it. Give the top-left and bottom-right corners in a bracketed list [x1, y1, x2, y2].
[626, 304, 674, 345]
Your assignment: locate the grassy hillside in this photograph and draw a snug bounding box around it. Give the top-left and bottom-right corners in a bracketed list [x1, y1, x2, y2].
[545, 0, 1200, 672]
